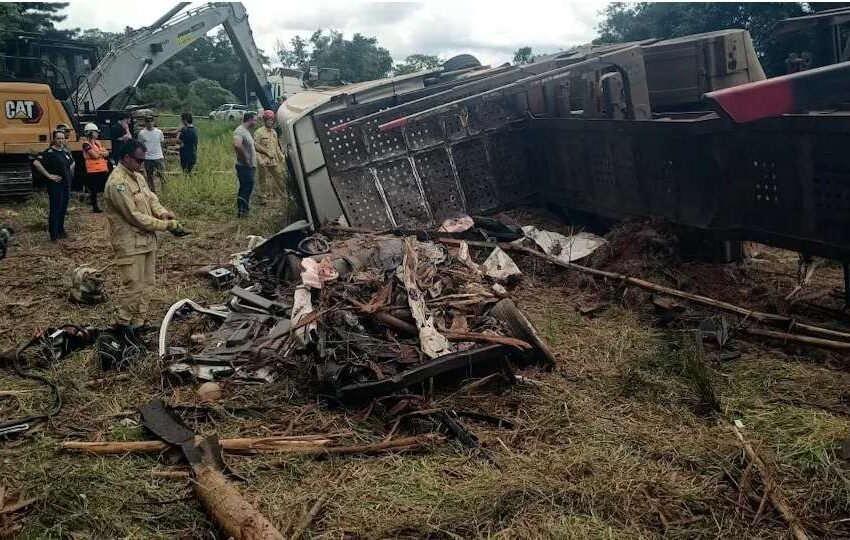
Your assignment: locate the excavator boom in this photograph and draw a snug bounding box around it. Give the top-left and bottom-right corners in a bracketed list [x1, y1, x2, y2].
[73, 2, 272, 112]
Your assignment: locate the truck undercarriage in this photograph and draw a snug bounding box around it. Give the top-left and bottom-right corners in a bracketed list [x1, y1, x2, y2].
[281, 30, 850, 303]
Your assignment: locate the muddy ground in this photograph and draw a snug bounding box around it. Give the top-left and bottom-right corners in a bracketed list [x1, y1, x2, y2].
[1, 192, 849, 539]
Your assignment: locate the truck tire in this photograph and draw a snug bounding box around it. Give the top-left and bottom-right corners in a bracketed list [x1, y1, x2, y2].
[443, 54, 481, 73]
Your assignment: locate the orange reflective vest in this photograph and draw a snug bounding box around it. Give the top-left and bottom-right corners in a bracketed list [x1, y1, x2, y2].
[84, 140, 109, 173]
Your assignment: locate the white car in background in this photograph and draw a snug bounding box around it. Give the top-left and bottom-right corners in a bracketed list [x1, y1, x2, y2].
[209, 103, 248, 121]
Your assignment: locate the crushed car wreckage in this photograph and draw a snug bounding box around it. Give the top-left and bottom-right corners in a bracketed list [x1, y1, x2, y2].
[159, 220, 576, 403]
[159, 217, 580, 404]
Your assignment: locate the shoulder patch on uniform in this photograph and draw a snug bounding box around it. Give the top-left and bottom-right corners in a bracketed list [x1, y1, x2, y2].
[116, 184, 126, 192]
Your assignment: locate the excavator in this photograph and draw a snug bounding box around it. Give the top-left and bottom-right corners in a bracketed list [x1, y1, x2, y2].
[0, 2, 272, 197]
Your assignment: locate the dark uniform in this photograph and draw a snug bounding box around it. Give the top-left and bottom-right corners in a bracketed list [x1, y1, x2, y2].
[178, 125, 198, 173]
[35, 146, 74, 240]
[109, 123, 130, 164]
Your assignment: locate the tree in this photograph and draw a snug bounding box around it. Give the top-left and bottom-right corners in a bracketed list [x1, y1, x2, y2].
[596, 3, 810, 75]
[513, 46, 534, 64]
[138, 29, 269, 107]
[393, 54, 442, 75]
[138, 83, 181, 111]
[276, 30, 393, 82]
[0, 2, 75, 39]
[182, 79, 238, 113]
[277, 36, 310, 71]
[78, 28, 122, 55]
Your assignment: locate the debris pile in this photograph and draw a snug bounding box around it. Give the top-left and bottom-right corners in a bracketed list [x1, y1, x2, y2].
[161, 219, 577, 406]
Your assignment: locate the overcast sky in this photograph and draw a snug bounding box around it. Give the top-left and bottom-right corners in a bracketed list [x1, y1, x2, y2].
[60, 1, 608, 67]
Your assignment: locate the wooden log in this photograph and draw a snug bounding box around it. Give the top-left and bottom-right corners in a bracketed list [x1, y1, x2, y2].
[63, 440, 169, 454]
[61, 434, 444, 457]
[731, 423, 810, 540]
[439, 238, 850, 344]
[62, 436, 336, 455]
[193, 465, 284, 540]
[743, 327, 850, 351]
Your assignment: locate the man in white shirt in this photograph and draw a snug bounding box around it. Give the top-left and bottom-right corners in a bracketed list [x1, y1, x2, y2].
[136, 114, 165, 192]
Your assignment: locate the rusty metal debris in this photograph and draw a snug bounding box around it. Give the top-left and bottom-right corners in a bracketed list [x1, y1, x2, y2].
[158, 224, 554, 408]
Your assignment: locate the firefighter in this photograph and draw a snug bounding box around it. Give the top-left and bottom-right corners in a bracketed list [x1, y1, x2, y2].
[253, 109, 286, 203]
[103, 139, 180, 338]
[82, 123, 110, 212]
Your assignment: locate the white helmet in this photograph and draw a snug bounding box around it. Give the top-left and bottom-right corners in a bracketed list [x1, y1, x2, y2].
[83, 123, 100, 134]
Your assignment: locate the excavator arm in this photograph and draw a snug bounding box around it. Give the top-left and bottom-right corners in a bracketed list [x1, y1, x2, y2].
[73, 2, 272, 112]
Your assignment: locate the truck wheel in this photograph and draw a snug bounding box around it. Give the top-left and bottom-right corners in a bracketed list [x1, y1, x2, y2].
[443, 54, 481, 72]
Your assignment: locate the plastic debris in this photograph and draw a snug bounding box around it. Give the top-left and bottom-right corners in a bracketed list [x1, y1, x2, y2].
[481, 247, 522, 282]
[522, 226, 606, 262]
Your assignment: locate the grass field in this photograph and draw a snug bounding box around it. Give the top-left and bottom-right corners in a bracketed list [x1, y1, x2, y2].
[1, 123, 849, 539]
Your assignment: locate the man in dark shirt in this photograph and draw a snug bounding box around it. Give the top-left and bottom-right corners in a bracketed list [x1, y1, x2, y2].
[33, 130, 75, 241]
[109, 112, 132, 165]
[177, 112, 198, 173]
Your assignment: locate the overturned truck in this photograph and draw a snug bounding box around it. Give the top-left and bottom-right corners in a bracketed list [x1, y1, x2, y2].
[279, 29, 850, 287]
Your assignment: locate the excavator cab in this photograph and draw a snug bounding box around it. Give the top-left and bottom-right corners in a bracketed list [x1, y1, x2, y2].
[0, 34, 102, 196]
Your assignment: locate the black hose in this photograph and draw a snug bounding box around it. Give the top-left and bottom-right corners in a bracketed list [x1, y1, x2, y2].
[0, 325, 92, 435]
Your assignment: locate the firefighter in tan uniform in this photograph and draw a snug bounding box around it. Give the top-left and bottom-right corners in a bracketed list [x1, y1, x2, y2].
[103, 140, 180, 334]
[253, 110, 286, 202]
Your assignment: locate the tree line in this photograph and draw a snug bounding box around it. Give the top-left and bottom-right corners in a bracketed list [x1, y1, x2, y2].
[1, 3, 846, 113]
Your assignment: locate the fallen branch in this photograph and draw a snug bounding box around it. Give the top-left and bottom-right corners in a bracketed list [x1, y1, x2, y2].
[742, 327, 850, 351]
[443, 332, 531, 350]
[62, 433, 444, 457]
[731, 423, 810, 540]
[439, 238, 850, 344]
[62, 436, 336, 455]
[138, 399, 284, 540]
[290, 494, 328, 540]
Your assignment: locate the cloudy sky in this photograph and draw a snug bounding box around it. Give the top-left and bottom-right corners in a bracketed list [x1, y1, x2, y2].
[60, 1, 608, 67]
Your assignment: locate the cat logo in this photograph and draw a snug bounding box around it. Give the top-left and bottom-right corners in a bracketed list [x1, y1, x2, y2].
[4, 100, 44, 124]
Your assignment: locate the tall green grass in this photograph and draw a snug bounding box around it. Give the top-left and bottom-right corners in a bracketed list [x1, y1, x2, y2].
[158, 118, 241, 220]
[152, 117, 293, 234]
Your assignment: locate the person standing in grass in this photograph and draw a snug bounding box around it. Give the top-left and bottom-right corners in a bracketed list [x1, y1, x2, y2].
[177, 112, 198, 173]
[82, 123, 110, 213]
[137, 114, 165, 192]
[33, 130, 75, 241]
[232, 111, 257, 217]
[103, 139, 181, 341]
[109, 112, 132, 165]
[253, 110, 286, 203]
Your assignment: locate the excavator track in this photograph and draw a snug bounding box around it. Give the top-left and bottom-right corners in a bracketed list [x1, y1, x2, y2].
[0, 163, 33, 198]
